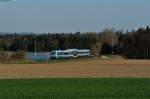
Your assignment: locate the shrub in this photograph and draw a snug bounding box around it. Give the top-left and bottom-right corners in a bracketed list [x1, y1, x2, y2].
[91, 43, 102, 57]
[0, 48, 4, 51]
[11, 50, 25, 61]
[0, 51, 10, 63]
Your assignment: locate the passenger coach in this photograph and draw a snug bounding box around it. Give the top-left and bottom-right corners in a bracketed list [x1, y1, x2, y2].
[50, 49, 90, 59]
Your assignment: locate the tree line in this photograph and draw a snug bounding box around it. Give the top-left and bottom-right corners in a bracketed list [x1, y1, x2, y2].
[0, 26, 150, 59]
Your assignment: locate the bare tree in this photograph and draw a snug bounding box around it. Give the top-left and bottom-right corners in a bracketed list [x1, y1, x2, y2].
[100, 28, 119, 54]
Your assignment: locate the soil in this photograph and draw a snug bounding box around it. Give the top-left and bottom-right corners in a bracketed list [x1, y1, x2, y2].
[0, 59, 150, 79]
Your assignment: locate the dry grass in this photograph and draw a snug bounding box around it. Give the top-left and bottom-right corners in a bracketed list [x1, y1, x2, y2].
[0, 59, 150, 79]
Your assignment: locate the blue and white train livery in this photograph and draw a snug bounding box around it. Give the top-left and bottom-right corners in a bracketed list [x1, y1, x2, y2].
[50, 49, 90, 59]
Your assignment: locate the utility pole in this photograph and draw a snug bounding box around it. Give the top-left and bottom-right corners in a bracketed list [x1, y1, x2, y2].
[133, 48, 135, 59]
[24, 36, 28, 52]
[111, 34, 114, 55]
[35, 39, 37, 55]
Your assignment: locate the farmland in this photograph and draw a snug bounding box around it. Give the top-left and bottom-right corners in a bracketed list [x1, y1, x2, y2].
[0, 78, 150, 99]
[0, 59, 150, 79]
[0, 59, 150, 99]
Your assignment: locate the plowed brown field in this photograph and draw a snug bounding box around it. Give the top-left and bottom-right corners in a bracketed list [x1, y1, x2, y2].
[0, 59, 150, 79]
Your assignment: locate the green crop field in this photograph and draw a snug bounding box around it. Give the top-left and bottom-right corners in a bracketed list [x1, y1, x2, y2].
[0, 78, 150, 99]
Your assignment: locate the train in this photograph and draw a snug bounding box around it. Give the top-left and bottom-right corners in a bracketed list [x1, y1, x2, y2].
[50, 49, 91, 59]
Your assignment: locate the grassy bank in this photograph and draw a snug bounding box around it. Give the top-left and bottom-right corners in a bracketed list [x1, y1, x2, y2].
[0, 78, 149, 99]
[6, 57, 96, 64]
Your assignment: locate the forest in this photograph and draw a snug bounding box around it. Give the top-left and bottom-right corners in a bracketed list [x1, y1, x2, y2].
[0, 26, 150, 59]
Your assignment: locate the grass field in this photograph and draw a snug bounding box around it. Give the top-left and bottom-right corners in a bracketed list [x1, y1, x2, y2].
[0, 78, 150, 99]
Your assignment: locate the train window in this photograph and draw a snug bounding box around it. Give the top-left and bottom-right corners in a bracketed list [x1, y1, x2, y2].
[64, 52, 70, 55]
[57, 52, 64, 55]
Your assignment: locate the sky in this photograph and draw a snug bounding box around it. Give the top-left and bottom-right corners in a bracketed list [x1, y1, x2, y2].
[0, 0, 150, 33]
